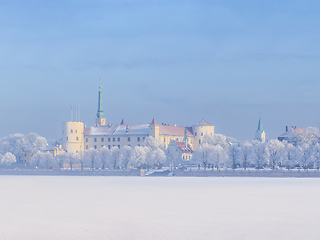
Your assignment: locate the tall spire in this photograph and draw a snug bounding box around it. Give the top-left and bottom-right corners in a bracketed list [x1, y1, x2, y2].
[255, 115, 265, 142]
[95, 81, 106, 126]
[96, 83, 104, 119]
[257, 115, 263, 133]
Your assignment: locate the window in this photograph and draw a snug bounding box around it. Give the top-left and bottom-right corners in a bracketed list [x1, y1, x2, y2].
[76, 137, 79, 141]
[113, 138, 115, 142]
[183, 156, 185, 160]
[164, 138, 166, 142]
[128, 145, 130, 147]
[201, 132, 203, 136]
[101, 138, 104, 142]
[94, 145, 97, 149]
[176, 138, 179, 141]
[199, 139, 201, 144]
[94, 138, 97, 142]
[108, 145, 111, 149]
[70, 129, 73, 133]
[86, 138, 88, 142]
[138, 144, 140, 147]
[76, 151, 78, 153]
[101, 145, 104, 148]
[75, 130, 77, 133]
[128, 137, 130, 142]
[143, 137, 145, 140]
[108, 138, 110, 142]
[137, 137, 140, 142]
[195, 132, 197, 136]
[118, 137, 120, 142]
[66, 137, 68, 141]
[86, 145, 88, 149]
[118, 145, 120, 149]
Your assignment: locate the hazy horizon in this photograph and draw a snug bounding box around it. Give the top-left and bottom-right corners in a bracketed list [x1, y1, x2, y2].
[1, 0, 319, 142]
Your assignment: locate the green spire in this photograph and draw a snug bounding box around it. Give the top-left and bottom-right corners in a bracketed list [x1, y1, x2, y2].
[96, 84, 105, 119]
[183, 128, 189, 145]
[257, 116, 263, 133]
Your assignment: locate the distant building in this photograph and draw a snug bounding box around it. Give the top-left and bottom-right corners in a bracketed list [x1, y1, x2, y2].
[278, 126, 302, 142]
[22, 143, 64, 163]
[62, 84, 215, 154]
[255, 116, 266, 142]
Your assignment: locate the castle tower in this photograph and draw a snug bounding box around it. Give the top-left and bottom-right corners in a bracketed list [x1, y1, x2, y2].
[149, 118, 159, 139]
[255, 116, 266, 142]
[95, 84, 106, 126]
[62, 121, 84, 154]
[192, 119, 214, 150]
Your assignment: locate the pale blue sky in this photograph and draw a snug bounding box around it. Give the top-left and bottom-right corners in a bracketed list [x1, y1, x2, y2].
[0, 0, 320, 141]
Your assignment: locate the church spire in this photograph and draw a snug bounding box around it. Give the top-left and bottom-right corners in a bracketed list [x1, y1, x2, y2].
[255, 115, 265, 142]
[257, 115, 263, 133]
[96, 83, 104, 119]
[95, 82, 106, 126]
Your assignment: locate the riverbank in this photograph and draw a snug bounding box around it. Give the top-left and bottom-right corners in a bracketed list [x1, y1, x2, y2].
[1, 168, 320, 177]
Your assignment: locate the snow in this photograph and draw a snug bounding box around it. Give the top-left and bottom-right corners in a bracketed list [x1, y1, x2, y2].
[0, 177, 320, 240]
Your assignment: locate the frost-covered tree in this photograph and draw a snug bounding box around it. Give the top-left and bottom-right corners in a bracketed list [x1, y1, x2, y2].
[26, 133, 48, 150]
[146, 147, 166, 168]
[75, 150, 86, 171]
[119, 146, 132, 169]
[130, 146, 149, 168]
[312, 143, 320, 170]
[55, 152, 66, 170]
[212, 145, 228, 170]
[1, 152, 17, 166]
[240, 141, 253, 170]
[228, 145, 240, 169]
[252, 141, 269, 169]
[65, 152, 75, 170]
[85, 149, 97, 170]
[0, 133, 29, 161]
[31, 150, 43, 169]
[143, 136, 164, 150]
[283, 143, 298, 170]
[266, 139, 285, 169]
[299, 143, 312, 170]
[97, 146, 109, 170]
[202, 134, 229, 151]
[43, 152, 53, 170]
[193, 143, 213, 170]
[108, 146, 120, 169]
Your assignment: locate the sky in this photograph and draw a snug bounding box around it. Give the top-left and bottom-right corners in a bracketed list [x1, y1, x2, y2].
[0, 0, 320, 141]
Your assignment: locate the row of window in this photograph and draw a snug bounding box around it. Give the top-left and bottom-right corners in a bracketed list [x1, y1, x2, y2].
[182, 155, 192, 160]
[66, 137, 79, 141]
[86, 144, 141, 150]
[86, 137, 145, 143]
[70, 129, 78, 133]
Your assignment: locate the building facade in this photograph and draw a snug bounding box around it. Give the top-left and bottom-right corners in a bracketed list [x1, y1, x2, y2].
[63, 85, 215, 154]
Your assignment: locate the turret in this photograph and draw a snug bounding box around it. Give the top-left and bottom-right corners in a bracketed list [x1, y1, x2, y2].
[192, 119, 214, 149]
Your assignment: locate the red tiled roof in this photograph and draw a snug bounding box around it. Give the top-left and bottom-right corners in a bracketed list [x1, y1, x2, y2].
[193, 119, 213, 126]
[159, 125, 193, 136]
[150, 118, 158, 126]
[175, 141, 193, 153]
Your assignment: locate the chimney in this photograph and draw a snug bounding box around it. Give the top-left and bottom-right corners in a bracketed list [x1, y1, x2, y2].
[286, 126, 288, 132]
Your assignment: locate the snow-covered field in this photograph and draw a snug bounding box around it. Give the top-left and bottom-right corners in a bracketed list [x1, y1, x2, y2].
[0, 176, 319, 240]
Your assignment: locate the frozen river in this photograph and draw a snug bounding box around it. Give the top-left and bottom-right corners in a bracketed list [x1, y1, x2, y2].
[0, 176, 320, 240]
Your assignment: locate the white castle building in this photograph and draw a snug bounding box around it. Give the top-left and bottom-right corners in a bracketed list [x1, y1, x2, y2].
[61, 85, 215, 154]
